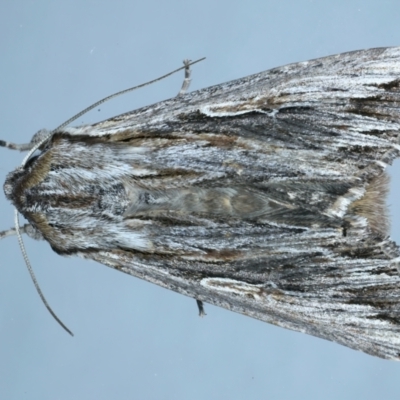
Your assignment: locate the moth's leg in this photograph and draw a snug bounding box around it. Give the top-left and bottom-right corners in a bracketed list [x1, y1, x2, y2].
[177, 59, 192, 96]
[0, 227, 17, 240]
[0, 223, 44, 241]
[0, 128, 49, 152]
[196, 299, 206, 317]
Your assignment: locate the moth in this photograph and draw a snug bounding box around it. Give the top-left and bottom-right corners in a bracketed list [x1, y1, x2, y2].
[2, 47, 400, 360]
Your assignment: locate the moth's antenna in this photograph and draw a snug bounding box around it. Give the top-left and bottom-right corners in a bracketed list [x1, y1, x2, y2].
[21, 57, 206, 167]
[9, 58, 205, 335]
[14, 210, 73, 335]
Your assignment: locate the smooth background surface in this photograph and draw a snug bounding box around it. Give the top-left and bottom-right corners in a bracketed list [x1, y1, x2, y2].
[1, 1, 400, 399]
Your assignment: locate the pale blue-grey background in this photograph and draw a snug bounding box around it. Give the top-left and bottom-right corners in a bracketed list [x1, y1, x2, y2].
[1, 1, 400, 399]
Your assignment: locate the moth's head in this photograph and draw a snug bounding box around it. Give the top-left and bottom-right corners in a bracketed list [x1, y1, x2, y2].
[4, 166, 26, 202]
[3, 151, 49, 212]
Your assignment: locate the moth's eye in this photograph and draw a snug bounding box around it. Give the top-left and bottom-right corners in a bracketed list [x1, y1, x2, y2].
[24, 153, 40, 169]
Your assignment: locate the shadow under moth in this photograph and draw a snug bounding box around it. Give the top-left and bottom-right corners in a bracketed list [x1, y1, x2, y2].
[2, 47, 400, 360]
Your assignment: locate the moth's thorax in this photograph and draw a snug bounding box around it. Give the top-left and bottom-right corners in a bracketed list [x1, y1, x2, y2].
[3, 135, 152, 253]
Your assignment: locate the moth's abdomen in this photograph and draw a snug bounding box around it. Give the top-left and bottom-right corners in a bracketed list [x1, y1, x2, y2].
[125, 187, 289, 219]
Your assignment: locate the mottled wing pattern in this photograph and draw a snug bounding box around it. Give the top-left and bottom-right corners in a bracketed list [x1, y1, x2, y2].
[6, 47, 400, 358]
